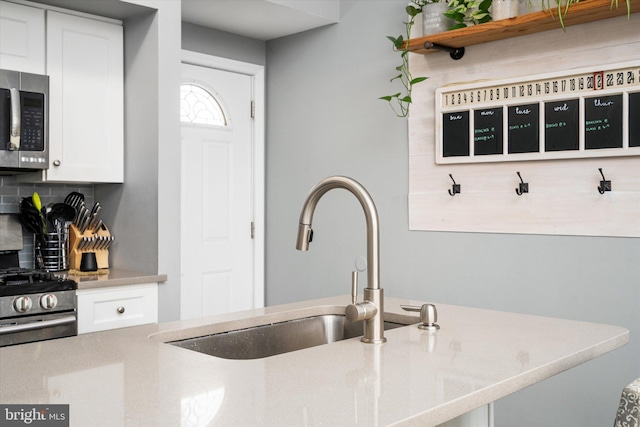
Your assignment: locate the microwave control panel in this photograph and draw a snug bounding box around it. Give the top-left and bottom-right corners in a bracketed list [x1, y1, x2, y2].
[20, 92, 45, 152]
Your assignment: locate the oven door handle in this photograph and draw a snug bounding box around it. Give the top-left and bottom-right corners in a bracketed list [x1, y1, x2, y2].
[0, 315, 76, 335]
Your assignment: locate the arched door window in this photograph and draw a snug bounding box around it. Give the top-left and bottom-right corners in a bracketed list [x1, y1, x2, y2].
[180, 83, 227, 126]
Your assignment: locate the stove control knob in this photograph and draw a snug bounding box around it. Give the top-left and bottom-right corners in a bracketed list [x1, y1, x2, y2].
[40, 294, 58, 310]
[13, 296, 33, 313]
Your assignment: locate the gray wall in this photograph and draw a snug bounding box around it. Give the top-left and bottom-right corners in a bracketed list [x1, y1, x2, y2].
[182, 22, 266, 66]
[98, 0, 182, 322]
[265, 1, 639, 427]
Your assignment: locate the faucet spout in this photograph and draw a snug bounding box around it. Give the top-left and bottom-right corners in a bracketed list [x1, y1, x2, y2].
[296, 176, 380, 290]
[296, 176, 386, 343]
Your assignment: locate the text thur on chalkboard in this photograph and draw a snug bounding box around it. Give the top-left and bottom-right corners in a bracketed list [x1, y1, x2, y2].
[585, 94, 623, 149]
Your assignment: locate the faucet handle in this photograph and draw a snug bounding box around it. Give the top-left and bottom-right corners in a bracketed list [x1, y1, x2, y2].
[351, 271, 358, 304]
[401, 304, 440, 331]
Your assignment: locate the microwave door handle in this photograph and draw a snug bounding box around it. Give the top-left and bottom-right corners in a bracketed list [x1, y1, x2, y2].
[9, 88, 20, 151]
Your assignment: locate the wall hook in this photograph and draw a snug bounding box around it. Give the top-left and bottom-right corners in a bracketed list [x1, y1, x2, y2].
[597, 168, 611, 194]
[515, 172, 529, 196]
[448, 174, 461, 196]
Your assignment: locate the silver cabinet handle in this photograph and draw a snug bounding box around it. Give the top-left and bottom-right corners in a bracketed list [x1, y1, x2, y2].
[53, 160, 61, 166]
[116, 306, 125, 314]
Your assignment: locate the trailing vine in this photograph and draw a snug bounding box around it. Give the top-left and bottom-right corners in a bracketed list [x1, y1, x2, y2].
[380, 2, 428, 118]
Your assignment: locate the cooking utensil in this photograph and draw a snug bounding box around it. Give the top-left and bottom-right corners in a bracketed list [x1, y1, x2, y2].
[50, 203, 76, 223]
[49, 203, 76, 233]
[32, 192, 47, 233]
[20, 198, 43, 235]
[64, 192, 85, 210]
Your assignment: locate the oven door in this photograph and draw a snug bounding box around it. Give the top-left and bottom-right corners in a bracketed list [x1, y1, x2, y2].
[0, 311, 77, 347]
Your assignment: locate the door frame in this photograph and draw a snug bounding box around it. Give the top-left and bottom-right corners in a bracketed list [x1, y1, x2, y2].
[181, 49, 265, 309]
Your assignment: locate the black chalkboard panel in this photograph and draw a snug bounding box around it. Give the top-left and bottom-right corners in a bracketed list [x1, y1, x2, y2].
[474, 108, 503, 155]
[545, 99, 579, 152]
[443, 111, 469, 157]
[585, 94, 623, 149]
[508, 103, 539, 154]
[630, 92, 640, 147]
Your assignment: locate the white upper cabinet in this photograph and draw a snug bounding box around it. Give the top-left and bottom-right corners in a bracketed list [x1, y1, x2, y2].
[43, 11, 124, 183]
[3, 1, 124, 183]
[0, 1, 45, 74]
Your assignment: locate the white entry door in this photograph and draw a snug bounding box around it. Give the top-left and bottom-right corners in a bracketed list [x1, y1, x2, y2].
[180, 62, 256, 319]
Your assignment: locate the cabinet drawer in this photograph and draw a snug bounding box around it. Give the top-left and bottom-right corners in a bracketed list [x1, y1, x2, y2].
[77, 283, 158, 334]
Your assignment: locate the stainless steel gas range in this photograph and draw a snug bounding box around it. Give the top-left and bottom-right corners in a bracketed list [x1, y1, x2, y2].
[0, 214, 77, 347]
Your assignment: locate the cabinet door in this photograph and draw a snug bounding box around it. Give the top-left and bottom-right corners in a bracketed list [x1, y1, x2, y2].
[0, 1, 45, 74]
[46, 11, 123, 183]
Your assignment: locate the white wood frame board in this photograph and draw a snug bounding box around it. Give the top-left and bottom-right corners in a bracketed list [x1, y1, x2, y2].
[407, 15, 640, 237]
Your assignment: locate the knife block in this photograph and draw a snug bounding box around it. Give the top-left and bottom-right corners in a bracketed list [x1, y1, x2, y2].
[68, 223, 111, 271]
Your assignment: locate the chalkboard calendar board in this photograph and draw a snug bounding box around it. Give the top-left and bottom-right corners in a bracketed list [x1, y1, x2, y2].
[435, 61, 640, 164]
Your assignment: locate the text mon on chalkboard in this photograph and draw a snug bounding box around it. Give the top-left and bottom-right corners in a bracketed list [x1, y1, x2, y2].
[474, 108, 503, 155]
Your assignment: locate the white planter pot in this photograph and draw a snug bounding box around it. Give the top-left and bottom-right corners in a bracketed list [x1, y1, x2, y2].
[519, 0, 545, 14]
[492, 0, 519, 19]
[422, 2, 455, 35]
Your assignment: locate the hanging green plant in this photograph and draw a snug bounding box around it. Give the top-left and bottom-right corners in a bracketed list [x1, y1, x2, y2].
[380, 2, 429, 118]
[545, 0, 631, 29]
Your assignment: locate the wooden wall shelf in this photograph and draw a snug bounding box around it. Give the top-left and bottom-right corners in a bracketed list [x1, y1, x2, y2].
[404, 0, 639, 55]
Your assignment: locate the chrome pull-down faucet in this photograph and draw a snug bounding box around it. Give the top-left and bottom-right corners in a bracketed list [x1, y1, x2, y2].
[296, 176, 386, 344]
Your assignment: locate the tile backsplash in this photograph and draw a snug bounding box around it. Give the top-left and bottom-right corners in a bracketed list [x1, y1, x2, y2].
[0, 174, 93, 268]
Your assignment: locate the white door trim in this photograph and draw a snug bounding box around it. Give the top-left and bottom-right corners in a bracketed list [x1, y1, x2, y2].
[181, 50, 265, 309]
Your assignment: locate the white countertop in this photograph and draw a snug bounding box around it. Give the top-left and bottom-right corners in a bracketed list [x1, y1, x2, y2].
[0, 296, 629, 426]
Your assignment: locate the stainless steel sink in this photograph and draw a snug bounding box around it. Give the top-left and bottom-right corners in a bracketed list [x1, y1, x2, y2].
[168, 314, 408, 360]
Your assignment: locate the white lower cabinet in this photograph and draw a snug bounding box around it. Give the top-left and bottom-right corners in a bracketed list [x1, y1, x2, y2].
[77, 283, 158, 334]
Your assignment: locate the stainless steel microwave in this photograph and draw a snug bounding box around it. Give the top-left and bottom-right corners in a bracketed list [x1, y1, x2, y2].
[0, 69, 49, 172]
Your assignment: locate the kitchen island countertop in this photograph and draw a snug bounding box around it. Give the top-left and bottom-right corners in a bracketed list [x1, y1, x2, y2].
[0, 296, 629, 426]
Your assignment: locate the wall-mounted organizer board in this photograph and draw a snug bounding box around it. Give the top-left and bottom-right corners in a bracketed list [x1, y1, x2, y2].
[436, 61, 640, 164]
[408, 29, 640, 238]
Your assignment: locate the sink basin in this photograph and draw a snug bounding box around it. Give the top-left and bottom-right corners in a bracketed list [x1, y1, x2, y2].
[168, 313, 409, 360]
